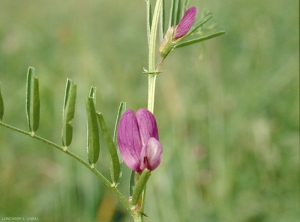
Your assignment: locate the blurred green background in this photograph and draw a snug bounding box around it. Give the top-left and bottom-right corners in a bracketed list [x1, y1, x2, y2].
[0, 0, 298, 221]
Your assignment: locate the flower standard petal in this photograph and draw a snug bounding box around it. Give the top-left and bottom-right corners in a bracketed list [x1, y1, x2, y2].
[136, 108, 159, 146]
[117, 109, 142, 172]
[173, 6, 197, 39]
[140, 137, 163, 171]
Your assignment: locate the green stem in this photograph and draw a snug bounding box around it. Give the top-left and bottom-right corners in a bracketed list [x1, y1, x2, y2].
[147, 74, 157, 113]
[0, 121, 135, 218]
[141, 0, 163, 221]
[147, 0, 162, 113]
[133, 215, 143, 222]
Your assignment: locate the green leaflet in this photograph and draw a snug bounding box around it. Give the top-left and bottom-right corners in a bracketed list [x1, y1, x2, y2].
[185, 11, 213, 39]
[175, 31, 226, 49]
[175, 0, 183, 25]
[89, 86, 97, 104]
[86, 95, 100, 165]
[168, 0, 187, 26]
[146, 0, 152, 45]
[112, 101, 126, 143]
[169, 0, 177, 27]
[97, 112, 121, 184]
[183, 0, 188, 12]
[131, 169, 151, 206]
[164, 0, 191, 39]
[159, 0, 165, 41]
[61, 79, 77, 147]
[0, 83, 4, 121]
[26, 67, 40, 134]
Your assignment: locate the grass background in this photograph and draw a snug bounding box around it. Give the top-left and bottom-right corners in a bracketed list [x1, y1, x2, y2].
[0, 0, 298, 221]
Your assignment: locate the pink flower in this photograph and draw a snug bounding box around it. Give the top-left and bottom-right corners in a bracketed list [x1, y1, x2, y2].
[173, 6, 197, 39]
[117, 109, 163, 172]
[159, 6, 197, 58]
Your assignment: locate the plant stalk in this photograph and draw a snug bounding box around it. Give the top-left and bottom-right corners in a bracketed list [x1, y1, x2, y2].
[147, 0, 162, 113]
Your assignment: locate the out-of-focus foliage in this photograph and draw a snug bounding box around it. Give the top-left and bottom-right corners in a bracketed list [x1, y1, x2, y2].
[0, 0, 298, 221]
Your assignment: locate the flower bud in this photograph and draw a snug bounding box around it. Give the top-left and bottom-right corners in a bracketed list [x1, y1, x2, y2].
[159, 6, 197, 58]
[173, 6, 197, 39]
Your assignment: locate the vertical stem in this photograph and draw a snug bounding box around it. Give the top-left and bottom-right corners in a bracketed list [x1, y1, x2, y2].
[133, 215, 143, 222]
[142, 0, 163, 221]
[147, 0, 162, 113]
[147, 74, 157, 113]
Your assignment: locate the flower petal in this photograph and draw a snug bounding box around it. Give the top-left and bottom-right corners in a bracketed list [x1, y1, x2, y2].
[140, 137, 163, 171]
[136, 108, 159, 146]
[173, 6, 197, 39]
[117, 109, 142, 172]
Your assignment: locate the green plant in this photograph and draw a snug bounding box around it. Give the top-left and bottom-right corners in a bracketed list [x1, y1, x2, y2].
[0, 0, 225, 221]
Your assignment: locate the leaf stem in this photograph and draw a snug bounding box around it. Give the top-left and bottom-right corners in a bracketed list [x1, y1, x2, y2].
[0, 121, 135, 218]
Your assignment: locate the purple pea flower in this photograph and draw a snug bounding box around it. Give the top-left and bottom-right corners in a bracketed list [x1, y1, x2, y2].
[173, 6, 197, 39]
[117, 108, 163, 173]
[159, 6, 197, 58]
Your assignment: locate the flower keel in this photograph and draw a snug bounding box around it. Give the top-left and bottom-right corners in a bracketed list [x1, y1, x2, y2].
[140, 137, 162, 171]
